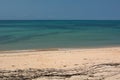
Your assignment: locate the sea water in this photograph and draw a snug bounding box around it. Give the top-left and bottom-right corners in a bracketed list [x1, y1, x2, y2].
[0, 20, 120, 50]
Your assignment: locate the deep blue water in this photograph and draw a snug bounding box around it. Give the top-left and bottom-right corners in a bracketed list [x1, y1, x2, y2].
[0, 20, 120, 50]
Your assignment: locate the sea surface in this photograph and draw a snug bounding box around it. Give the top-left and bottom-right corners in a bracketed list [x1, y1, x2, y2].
[0, 20, 120, 50]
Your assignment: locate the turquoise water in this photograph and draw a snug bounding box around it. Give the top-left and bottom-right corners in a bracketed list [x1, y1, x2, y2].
[0, 20, 120, 50]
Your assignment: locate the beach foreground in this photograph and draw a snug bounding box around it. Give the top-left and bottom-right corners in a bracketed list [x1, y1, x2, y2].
[0, 47, 120, 80]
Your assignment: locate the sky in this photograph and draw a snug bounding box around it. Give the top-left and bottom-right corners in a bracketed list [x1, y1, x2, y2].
[0, 0, 120, 20]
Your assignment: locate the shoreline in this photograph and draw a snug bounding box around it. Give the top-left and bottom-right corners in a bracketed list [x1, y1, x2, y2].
[0, 46, 120, 80]
[0, 45, 120, 53]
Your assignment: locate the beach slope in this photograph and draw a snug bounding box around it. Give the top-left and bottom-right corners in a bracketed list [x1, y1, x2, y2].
[0, 47, 120, 80]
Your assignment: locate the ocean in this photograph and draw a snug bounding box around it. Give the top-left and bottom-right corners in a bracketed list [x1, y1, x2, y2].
[0, 20, 120, 50]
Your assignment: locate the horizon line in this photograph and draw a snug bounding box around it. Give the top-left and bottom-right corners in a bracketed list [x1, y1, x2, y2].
[0, 19, 120, 21]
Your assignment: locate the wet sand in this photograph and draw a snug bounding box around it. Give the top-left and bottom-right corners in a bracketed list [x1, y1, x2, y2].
[0, 47, 120, 80]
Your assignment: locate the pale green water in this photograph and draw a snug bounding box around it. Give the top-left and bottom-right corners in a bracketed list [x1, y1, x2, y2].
[0, 20, 120, 50]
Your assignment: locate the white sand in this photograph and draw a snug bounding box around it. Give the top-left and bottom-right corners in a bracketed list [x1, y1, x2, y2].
[0, 47, 120, 80]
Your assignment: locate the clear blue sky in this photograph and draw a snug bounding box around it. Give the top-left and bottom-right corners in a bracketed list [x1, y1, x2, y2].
[0, 0, 120, 20]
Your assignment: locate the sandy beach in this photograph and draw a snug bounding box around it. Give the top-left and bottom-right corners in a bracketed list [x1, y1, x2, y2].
[0, 47, 120, 80]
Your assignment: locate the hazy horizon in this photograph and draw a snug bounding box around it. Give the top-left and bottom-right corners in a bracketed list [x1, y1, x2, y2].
[0, 19, 119, 21]
[0, 0, 120, 20]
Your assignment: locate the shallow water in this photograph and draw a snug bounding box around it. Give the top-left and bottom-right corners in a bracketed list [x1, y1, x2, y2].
[0, 20, 120, 50]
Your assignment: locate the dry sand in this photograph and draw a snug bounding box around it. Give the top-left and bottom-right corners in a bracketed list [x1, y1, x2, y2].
[0, 47, 120, 80]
